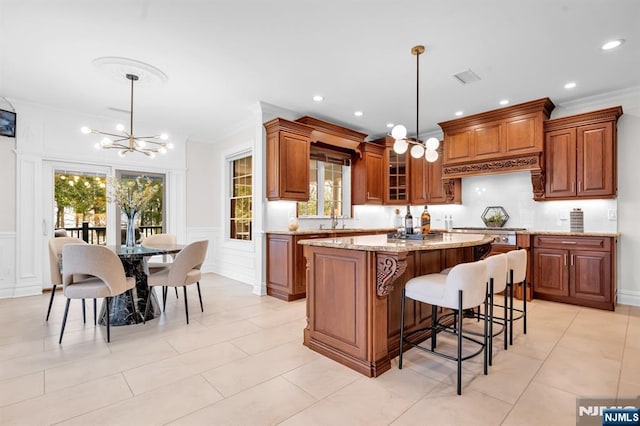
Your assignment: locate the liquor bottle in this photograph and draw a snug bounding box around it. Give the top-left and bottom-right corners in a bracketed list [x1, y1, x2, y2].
[404, 205, 413, 234]
[393, 208, 403, 231]
[421, 205, 431, 236]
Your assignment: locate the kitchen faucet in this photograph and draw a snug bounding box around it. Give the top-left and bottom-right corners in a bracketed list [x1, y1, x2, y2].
[330, 206, 339, 229]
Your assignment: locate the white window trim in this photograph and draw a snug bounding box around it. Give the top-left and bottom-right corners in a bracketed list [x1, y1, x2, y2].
[224, 148, 254, 250]
[299, 162, 352, 218]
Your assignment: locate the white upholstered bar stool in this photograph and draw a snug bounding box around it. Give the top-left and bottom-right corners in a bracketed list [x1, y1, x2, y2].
[398, 260, 489, 395]
[483, 253, 509, 365]
[60, 244, 136, 343]
[507, 249, 528, 345]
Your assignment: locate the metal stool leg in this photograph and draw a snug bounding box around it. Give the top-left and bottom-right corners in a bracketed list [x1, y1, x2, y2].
[398, 288, 406, 369]
[504, 286, 508, 350]
[457, 290, 463, 396]
[197, 282, 203, 312]
[509, 270, 514, 346]
[106, 297, 111, 343]
[489, 278, 494, 366]
[431, 303, 437, 351]
[523, 280, 527, 334]
[82, 298, 86, 324]
[183, 287, 189, 324]
[93, 299, 97, 325]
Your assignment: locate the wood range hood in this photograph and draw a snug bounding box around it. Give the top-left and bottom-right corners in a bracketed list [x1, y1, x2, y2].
[438, 98, 556, 191]
[295, 116, 367, 158]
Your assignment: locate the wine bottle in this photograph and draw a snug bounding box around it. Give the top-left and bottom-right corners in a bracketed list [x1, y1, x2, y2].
[404, 205, 413, 234]
[421, 205, 431, 236]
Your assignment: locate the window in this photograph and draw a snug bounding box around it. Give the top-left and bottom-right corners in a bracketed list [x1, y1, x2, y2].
[230, 155, 253, 241]
[298, 152, 351, 217]
[115, 171, 165, 245]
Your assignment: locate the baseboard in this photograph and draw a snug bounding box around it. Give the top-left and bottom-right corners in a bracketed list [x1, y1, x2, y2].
[617, 290, 640, 307]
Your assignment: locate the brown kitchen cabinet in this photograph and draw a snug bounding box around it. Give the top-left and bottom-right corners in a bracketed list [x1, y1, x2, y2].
[266, 229, 391, 301]
[439, 98, 554, 170]
[410, 146, 461, 205]
[381, 137, 409, 205]
[264, 118, 313, 201]
[352, 142, 384, 205]
[532, 235, 616, 310]
[543, 106, 622, 200]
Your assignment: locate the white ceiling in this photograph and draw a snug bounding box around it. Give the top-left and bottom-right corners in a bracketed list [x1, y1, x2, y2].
[1, 0, 639, 143]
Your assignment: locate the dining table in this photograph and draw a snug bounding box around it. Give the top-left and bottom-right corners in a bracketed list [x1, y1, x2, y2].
[97, 243, 185, 326]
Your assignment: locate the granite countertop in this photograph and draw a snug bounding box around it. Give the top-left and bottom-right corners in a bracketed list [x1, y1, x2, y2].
[298, 233, 494, 253]
[267, 228, 394, 236]
[517, 230, 620, 237]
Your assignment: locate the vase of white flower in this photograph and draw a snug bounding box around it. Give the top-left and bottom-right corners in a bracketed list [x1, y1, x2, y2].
[108, 176, 159, 248]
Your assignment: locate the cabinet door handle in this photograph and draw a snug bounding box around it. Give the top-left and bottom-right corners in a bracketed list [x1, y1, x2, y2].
[578, 181, 581, 192]
[571, 182, 575, 192]
[571, 254, 574, 266]
[564, 254, 567, 266]
[561, 241, 577, 244]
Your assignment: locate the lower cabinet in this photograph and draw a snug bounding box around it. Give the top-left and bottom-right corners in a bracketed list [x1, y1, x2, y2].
[266, 230, 390, 301]
[532, 235, 615, 310]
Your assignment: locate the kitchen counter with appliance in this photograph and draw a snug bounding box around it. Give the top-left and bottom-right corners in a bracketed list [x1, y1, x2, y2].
[301, 232, 492, 377]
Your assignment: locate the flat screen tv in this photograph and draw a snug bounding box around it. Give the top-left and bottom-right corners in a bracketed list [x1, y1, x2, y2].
[0, 109, 16, 138]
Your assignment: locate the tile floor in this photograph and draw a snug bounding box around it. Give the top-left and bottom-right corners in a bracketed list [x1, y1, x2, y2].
[0, 273, 638, 425]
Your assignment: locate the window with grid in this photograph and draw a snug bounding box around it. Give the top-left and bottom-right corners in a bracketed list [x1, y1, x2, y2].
[229, 155, 252, 241]
[297, 150, 351, 217]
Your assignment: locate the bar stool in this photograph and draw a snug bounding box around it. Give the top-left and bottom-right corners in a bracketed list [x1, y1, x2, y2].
[483, 254, 509, 365]
[398, 260, 488, 395]
[507, 249, 527, 345]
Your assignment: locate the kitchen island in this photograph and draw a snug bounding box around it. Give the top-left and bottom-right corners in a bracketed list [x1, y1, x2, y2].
[299, 233, 493, 377]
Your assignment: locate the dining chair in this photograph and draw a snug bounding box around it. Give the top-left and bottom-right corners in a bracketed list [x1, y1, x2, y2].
[142, 233, 178, 300]
[47, 237, 96, 323]
[59, 244, 136, 343]
[144, 240, 208, 324]
[398, 260, 488, 395]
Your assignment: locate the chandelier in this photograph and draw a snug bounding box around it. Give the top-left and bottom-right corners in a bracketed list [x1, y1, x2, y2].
[81, 73, 173, 158]
[391, 45, 440, 162]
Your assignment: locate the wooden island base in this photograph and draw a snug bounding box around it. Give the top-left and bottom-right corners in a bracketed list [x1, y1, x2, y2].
[300, 234, 492, 377]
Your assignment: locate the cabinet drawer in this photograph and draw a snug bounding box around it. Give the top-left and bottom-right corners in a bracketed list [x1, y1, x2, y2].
[533, 235, 611, 251]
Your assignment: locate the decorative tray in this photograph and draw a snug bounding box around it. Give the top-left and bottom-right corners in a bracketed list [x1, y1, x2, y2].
[387, 232, 440, 240]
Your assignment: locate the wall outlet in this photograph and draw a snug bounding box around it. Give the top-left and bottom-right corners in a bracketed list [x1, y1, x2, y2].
[559, 210, 569, 220]
[608, 209, 617, 220]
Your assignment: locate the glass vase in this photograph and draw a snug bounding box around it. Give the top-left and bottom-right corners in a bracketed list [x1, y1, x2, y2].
[125, 213, 137, 248]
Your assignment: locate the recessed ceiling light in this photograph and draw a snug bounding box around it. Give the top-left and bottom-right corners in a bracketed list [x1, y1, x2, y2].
[564, 82, 577, 89]
[601, 39, 624, 51]
[313, 95, 324, 102]
[455, 111, 464, 117]
[386, 123, 394, 128]
[354, 111, 363, 117]
[499, 99, 509, 106]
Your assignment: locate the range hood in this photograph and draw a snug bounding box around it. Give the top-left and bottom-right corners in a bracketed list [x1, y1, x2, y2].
[438, 98, 555, 179]
[295, 116, 367, 157]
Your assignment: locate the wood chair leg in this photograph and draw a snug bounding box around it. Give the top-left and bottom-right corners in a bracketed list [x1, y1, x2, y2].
[183, 286, 189, 324]
[197, 282, 203, 312]
[58, 298, 71, 344]
[46, 285, 56, 321]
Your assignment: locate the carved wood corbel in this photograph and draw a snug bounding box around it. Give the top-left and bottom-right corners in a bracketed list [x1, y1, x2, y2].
[443, 179, 455, 203]
[531, 169, 546, 200]
[376, 253, 407, 297]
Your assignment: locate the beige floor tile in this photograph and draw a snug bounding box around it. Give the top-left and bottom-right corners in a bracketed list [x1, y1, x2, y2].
[467, 350, 543, 404]
[392, 384, 511, 426]
[533, 345, 621, 396]
[506, 324, 566, 361]
[282, 356, 362, 399]
[44, 338, 178, 392]
[620, 346, 640, 385]
[556, 332, 625, 361]
[0, 339, 44, 362]
[618, 379, 640, 400]
[0, 373, 132, 425]
[502, 381, 577, 426]
[162, 319, 263, 353]
[230, 318, 306, 355]
[202, 341, 318, 397]
[123, 341, 248, 395]
[0, 371, 44, 407]
[280, 376, 416, 426]
[168, 377, 316, 426]
[56, 375, 223, 426]
[246, 304, 305, 329]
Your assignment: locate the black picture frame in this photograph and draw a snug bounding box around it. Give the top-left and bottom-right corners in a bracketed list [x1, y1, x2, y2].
[0, 109, 16, 138]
